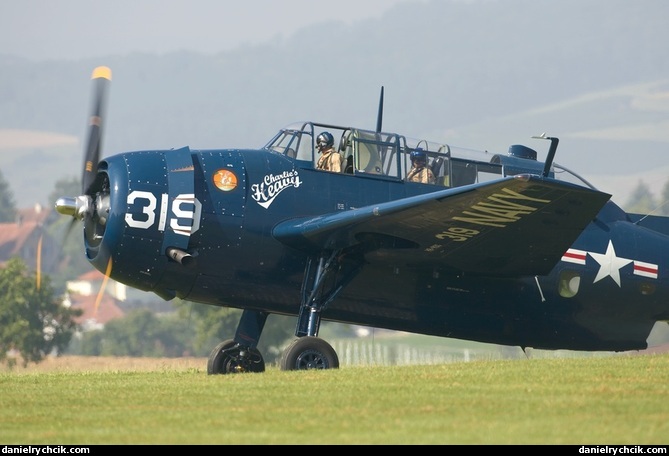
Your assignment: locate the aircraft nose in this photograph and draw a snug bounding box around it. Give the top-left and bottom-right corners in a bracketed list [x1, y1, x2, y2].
[85, 148, 200, 295]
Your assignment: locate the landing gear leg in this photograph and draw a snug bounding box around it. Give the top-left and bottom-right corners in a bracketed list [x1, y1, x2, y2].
[280, 251, 362, 371]
[207, 309, 268, 375]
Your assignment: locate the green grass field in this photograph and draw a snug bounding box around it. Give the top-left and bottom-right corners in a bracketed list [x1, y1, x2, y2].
[2, 353, 669, 445]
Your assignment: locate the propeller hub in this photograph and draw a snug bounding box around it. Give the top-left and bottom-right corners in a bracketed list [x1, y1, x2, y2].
[55, 195, 92, 221]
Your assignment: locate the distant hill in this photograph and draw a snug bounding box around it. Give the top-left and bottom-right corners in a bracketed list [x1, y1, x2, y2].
[1, 0, 668, 207]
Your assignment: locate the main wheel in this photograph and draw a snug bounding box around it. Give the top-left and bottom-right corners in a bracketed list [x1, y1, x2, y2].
[279, 336, 339, 371]
[207, 339, 266, 375]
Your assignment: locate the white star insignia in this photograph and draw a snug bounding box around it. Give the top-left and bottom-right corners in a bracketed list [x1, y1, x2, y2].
[588, 240, 632, 287]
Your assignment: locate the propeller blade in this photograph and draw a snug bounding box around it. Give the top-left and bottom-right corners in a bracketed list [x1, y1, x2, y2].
[50, 219, 72, 278]
[94, 257, 113, 317]
[82, 66, 111, 195]
[36, 234, 43, 290]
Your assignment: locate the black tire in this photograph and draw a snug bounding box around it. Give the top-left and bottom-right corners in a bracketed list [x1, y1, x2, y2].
[207, 339, 266, 375]
[279, 336, 339, 371]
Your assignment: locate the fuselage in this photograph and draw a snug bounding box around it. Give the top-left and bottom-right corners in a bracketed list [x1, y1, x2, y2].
[84, 131, 669, 352]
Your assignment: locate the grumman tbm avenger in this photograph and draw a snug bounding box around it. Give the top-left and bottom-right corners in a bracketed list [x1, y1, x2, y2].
[56, 66, 669, 374]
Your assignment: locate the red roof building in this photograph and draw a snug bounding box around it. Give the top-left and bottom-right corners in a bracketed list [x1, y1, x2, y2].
[0, 204, 59, 272]
[65, 269, 128, 330]
[64, 291, 125, 331]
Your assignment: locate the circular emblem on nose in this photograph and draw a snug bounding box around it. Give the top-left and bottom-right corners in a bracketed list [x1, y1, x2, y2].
[213, 169, 238, 192]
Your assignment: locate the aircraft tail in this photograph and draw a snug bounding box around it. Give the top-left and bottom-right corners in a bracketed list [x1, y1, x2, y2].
[629, 213, 669, 236]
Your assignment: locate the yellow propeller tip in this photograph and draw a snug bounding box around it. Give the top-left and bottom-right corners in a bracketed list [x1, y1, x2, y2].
[92, 66, 112, 81]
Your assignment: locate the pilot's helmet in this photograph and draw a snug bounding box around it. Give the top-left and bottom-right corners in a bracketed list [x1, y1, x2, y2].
[317, 132, 334, 151]
[410, 148, 427, 164]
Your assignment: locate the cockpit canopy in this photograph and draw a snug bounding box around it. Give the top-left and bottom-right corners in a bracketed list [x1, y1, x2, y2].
[264, 121, 596, 190]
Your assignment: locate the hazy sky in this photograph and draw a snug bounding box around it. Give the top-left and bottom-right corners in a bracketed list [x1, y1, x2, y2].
[1, 0, 417, 60]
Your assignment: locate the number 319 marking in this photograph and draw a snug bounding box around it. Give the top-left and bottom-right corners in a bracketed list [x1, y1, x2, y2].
[124, 191, 202, 236]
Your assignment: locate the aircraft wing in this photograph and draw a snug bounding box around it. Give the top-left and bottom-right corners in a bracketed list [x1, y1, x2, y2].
[273, 175, 611, 276]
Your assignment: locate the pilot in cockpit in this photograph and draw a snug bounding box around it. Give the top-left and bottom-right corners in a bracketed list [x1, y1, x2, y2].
[406, 148, 436, 184]
[315, 131, 342, 173]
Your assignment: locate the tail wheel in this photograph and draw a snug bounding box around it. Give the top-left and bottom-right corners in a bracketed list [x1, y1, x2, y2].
[280, 336, 339, 371]
[207, 339, 266, 375]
